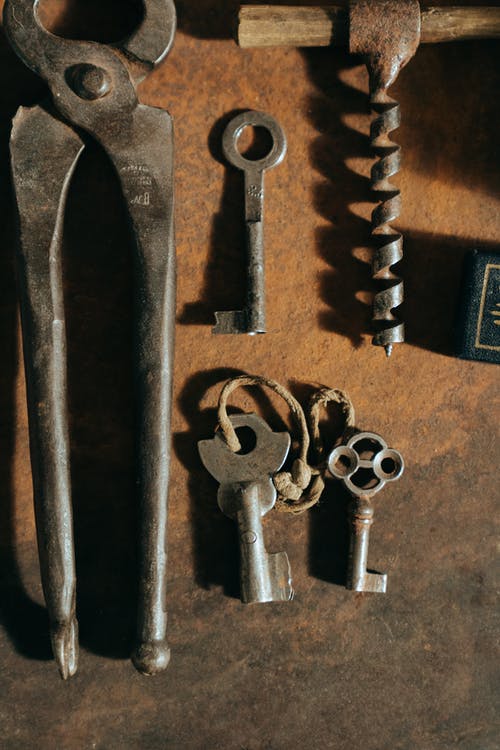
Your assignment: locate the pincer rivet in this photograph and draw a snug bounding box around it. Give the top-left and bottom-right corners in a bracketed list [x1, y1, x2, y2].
[68, 64, 112, 100]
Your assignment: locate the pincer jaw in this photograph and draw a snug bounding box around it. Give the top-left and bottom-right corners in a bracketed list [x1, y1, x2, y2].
[122, 0, 177, 72]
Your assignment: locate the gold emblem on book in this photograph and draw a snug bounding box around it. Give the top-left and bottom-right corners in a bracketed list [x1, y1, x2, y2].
[476, 264, 500, 351]
[491, 302, 500, 327]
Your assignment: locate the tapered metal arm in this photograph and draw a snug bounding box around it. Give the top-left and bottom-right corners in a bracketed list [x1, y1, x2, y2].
[5, 0, 177, 679]
[97, 105, 176, 676]
[10, 105, 84, 680]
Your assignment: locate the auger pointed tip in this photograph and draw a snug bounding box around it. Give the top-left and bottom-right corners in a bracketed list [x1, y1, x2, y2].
[385, 344, 393, 358]
[51, 618, 79, 680]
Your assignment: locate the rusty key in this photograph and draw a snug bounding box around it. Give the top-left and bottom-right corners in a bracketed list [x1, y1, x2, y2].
[213, 111, 287, 335]
[198, 414, 293, 603]
[328, 432, 404, 593]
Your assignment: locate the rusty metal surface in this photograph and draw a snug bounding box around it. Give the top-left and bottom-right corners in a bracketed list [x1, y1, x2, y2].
[350, 0, 421, 92]
[0, 0, 498, 748]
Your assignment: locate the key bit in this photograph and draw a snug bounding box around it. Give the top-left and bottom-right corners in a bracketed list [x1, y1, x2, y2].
[213, 111, 287, 336]
[328, 431, 404, 593]
[198, 414, 293, 603]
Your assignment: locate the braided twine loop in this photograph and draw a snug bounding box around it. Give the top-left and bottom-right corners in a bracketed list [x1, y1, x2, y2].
[217, 375, 356, 515]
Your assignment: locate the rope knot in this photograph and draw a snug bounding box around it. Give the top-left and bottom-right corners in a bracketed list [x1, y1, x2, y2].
[216, 375, 356, 515]
[291, 458, 312, 489]
[274, 459, 312, 503]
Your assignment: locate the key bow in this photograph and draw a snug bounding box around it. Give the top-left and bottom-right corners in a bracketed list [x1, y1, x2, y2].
[328, 431, 404, 498]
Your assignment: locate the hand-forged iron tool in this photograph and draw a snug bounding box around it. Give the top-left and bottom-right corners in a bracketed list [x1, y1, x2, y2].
[4, 0, 176, 679]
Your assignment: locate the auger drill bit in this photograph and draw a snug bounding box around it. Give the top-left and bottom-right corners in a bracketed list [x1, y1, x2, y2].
[370, 90, 404, 358]
[350, 0, 421, 357]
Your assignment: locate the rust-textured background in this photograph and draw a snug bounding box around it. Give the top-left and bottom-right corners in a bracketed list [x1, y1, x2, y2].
[0, 1, 498, 748]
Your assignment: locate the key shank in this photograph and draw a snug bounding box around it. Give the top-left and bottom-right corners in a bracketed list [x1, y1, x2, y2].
[245, 169, 266, 334]
[231, 481, 292, 604]
[347, 496, 387, 593]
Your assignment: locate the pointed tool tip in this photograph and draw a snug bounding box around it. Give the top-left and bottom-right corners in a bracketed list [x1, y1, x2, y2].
[385, 344, 393, 358]
[51, 618, 79, 680]
[132, 640, 171, 676]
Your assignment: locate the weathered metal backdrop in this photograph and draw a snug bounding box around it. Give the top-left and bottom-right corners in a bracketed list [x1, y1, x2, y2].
[0, 1, 498, 748]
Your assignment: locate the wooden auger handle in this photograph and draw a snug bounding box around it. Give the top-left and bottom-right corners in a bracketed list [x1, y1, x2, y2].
[237, 5, 500, 48]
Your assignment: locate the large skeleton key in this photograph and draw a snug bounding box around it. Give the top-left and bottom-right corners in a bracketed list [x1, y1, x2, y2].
[328, 432, 404, 593]
[213, 111, 287, 335]
[198, 414, 293, 603]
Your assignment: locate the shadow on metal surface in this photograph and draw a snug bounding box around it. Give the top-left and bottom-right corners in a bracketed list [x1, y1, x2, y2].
[305, 49, 373, 348]
[289, 379, 351, 586]
[403, 230, 469, 357]
[315, 220, 489, 357]
[0, 155, 52, 662]
[63, 140, 138, 661]
[399, 39, 500, 203]
[175, 0, 239, 39]
[179, 109, 248, 328]
[174, 368, 245, 598]
[0, 25, 52, 663]
[309, 484, 350, 587]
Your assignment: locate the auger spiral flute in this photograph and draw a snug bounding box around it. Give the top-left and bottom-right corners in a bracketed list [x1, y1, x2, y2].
[350, 0, 421, 356]
[369, 88, 404, 356]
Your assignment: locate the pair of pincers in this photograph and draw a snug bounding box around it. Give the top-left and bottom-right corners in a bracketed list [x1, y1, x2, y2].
[4, 0, 176, 678]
